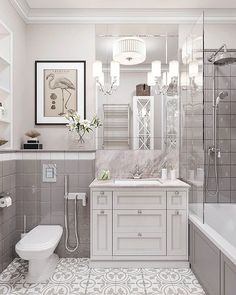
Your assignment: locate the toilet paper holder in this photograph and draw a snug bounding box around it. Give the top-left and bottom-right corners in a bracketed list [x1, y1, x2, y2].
[0, 192, 12, 208]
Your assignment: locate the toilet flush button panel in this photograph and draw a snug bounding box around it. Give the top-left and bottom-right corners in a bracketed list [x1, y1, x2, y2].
[43, 164, 57, 182]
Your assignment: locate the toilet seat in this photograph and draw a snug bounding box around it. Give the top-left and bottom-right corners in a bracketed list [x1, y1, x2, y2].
[16, 225, 63, 252]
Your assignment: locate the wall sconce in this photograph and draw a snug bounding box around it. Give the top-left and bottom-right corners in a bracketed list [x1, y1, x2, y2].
[93, 60, 120, 95]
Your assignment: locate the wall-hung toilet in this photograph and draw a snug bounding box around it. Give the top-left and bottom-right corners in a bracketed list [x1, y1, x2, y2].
[15, 225, 63, 283]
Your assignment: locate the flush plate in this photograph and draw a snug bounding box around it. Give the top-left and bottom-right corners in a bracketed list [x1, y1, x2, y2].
[42, 164, 57, 182]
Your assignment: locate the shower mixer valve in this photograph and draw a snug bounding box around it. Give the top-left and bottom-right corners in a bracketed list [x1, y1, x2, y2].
[208, 146, 221, 158]
[64, 192, 87, 206]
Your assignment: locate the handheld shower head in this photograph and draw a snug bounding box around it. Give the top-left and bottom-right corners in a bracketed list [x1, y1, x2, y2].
[215, 91, 228, 107]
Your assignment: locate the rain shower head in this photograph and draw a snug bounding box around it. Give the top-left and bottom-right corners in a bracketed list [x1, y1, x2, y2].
[214, 52, 236, 65]
[208, 43, 236, 65]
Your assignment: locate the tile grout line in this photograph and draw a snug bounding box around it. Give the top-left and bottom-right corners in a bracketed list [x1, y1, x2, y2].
[84, 266, 91, 295]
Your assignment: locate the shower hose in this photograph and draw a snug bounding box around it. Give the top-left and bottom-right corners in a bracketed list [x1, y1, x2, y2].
[64, 176, 80, 252]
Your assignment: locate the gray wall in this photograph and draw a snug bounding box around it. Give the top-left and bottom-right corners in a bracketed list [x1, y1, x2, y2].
[204, 50, 236, 203]
[16, 158, 95, 258]
[0, 153, 95, 272]
[0, 160, 17, 272]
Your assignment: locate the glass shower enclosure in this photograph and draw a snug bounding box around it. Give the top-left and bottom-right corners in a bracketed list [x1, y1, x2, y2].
[179, 13, 205, 222]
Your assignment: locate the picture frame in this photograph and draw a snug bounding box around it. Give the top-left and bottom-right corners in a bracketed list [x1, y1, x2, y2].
[35, 60, 86, 125]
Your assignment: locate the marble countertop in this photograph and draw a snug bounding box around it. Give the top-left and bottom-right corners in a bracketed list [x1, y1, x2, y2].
[90, 178, 190, 188]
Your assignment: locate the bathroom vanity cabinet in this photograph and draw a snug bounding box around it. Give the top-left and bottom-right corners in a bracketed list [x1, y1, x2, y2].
[90, 179, 190, 267]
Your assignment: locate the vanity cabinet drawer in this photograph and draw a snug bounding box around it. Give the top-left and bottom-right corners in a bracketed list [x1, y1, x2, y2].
[167, 191, 187, 209]
[113, 210, 166, 233]
[113, 232, 166, 256]
[113, 191, 166, 209]
[92, 191, 112, 209]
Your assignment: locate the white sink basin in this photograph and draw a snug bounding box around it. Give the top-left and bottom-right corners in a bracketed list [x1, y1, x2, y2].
[114, 178, 163, 186]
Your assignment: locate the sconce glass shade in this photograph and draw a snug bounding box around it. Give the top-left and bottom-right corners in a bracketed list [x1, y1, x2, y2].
[169, 60, 179, 77]
[162, 72, 171, 86]
[147, 72, 155, 86]
[195, 74, 203, 87]
[182, 37, 192, 65]
[110, 61, 120, 78]
[181, 72, 190, 87]
[93, 61, 103, 78]
[152, 60, 161, 77]
[189, 61, 198, 78]
[113, 37, 146, 65]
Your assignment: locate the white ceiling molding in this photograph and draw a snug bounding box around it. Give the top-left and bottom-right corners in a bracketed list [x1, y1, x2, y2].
[10, 0, 30, 22]
[9, 1, 236, 24]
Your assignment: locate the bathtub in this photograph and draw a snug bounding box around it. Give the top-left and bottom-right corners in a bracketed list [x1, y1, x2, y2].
[189, 204, 236, 295]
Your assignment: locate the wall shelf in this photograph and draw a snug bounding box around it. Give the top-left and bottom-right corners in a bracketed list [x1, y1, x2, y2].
[0, 20, 12, 150]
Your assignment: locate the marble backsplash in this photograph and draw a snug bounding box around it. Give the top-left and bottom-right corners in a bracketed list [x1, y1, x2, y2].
[95, 149, 179, 179]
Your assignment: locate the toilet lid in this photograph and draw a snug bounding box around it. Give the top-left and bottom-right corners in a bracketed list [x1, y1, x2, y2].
[17, 225, 63, 251]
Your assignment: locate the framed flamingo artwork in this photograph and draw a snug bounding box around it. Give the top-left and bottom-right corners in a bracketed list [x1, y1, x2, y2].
[35, 60, 86, 125]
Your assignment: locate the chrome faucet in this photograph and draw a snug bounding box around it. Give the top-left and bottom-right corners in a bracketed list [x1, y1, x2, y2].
[129, 164, 143, 179]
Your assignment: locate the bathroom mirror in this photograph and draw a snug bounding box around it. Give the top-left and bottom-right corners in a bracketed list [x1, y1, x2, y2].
[95, 24, 179, 151]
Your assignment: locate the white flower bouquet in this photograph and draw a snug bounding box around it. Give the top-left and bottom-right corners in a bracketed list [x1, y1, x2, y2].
[64, 110, 102, 144]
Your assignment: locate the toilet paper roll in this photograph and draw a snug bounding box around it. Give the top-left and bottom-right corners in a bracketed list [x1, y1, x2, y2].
[0, 196, 12, 208]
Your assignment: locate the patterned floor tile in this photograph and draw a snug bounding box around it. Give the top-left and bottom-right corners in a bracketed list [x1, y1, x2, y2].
[170, 268, 197, 285]
[0, 259, 207, 295]
[142, 268, 176, 284]
[86, 283, 116, 295]
[174, 284, 206, 295]
[116, 283, 146, 295]
[22, 283, 52, 295]
[0, 283, 15, 295]
[0, 268, 25, 285]
[145, 283, 177, 295]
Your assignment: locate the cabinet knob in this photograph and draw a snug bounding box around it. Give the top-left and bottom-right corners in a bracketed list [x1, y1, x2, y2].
[138, 210, 142, 214]
[100, 210, 105, 214]
[138, 232, 142, 237]
[175, 191, 179, 195]
[100, 191, 105, 195]
[175, 210, 180, 215]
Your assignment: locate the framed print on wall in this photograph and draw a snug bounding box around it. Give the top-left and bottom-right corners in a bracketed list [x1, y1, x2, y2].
[35, 60, 86, 125]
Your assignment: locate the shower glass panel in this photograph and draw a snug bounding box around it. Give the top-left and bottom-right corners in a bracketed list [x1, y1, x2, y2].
[180, 13, 204, 222]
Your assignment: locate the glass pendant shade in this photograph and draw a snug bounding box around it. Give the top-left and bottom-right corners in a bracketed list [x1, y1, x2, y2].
[93, 61, 103, 78]
[189, 61, 198, 78]
[152, 60, 161, 77]
[113, 37, 146, 65]
[169, 60, 179, 77]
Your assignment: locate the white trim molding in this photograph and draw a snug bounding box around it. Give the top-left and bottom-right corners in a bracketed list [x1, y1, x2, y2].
[9, 2, 236, 24]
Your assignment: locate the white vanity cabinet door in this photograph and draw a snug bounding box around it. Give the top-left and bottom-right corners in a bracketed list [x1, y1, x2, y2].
[167, 191, 187, 209]
[92, 209, 112, 256]
[167, 210, 187, 256]
[113, 210, 166, 233]
[113, 191, 166, 209]
[113, 232, 166, 256]
[92, 191, 112, 209]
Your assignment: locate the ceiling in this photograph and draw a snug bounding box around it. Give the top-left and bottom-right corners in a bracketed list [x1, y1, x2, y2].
[24, 0, 236, 9]
[10, 0, 236, 24]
